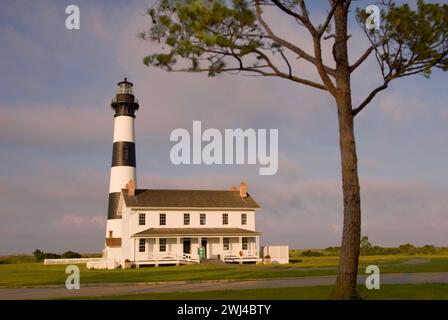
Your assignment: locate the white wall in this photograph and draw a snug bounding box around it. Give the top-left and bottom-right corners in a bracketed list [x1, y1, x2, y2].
[129, 210, 256, 235]
[262, 246, 289, 264]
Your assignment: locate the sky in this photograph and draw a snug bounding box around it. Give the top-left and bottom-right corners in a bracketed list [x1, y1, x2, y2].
[0, 0, 447, 254]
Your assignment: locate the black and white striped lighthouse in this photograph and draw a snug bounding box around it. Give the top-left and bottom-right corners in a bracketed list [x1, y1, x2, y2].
[105, 78, 139, 242]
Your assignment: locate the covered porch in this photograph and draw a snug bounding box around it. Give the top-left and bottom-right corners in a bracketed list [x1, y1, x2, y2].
[131, 228, 261, 266]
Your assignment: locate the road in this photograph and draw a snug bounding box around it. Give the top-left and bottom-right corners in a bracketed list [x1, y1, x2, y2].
[1, 272, 447, 300]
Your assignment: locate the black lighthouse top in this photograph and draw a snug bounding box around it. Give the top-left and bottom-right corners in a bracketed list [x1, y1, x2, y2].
[111, 77, 139, 117]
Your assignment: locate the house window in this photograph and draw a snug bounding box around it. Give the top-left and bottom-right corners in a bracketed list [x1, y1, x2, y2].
[242, 237, 248, 250]
[222, 213, 228, 225]
[200, 213, 206, 225]
[159, 239, 166, 252]
[184, 213, 190, 225]
[139, 239, 145, 252]
[223, 238, 230, 251]
[159, 213, 166, 226]
[138, 213, 145, 226]
[241, 213, 247, 225]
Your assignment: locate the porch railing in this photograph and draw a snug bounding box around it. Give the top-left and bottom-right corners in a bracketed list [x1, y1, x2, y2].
[222, 250, 260, 259]
[145, 252, 200, 263]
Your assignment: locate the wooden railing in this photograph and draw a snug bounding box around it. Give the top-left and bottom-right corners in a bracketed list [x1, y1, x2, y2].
[145, 252, 200, 263]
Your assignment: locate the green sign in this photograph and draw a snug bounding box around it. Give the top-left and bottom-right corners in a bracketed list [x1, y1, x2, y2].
[198, 246, 205, 259]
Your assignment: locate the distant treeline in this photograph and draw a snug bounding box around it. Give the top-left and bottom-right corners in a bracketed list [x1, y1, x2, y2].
[295, 237, 448, 257]
[32, 249, 82, 261]
[0, 251, 102, 264]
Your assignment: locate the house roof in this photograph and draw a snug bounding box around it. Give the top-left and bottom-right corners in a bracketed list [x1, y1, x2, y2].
[121, 189, 260, 209]
[132, 228, 261, 237]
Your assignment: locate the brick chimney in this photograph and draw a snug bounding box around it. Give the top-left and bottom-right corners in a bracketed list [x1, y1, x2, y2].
[128, 179, 135, 197]
[239, 182, 248, 198]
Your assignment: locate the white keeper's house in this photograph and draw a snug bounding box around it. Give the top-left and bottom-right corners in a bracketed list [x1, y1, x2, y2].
[103, 78, 262, 267]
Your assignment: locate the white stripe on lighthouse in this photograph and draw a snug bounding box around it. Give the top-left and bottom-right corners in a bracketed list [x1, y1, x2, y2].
[113, 116, 135, 143]
[109, 166, 137, 193]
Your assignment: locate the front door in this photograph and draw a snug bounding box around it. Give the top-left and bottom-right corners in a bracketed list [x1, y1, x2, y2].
[201, 238, 207, 259]
[183, 239, 191, 254]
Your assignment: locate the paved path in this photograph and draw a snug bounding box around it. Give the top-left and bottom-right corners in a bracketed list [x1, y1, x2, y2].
[1, 272, 447, 300]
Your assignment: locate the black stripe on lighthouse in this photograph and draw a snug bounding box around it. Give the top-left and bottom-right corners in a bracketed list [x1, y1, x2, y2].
[107, 192, 121, 219]
[111, 141, 136, 167]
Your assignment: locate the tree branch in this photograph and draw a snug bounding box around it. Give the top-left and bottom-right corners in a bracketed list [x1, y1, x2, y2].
[318, 0, 343, 37]
[280, 50, 292, 78]
[270, 0, 307, 25]
[255, 0, 337, 78]
[350, 45, 375, 72]
[254, 49, 327, 90]
[352, 80, 390, 116]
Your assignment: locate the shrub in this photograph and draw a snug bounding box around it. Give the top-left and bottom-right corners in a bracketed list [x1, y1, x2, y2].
[32, 249, 44, 262]
[61, 251, 82, 259]
[33, 249, 62, 261]
[43, 253, 61, 259]
[301, 250, 324, 257]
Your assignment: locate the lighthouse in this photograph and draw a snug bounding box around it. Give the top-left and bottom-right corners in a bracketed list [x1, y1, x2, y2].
[104, 78, 139, 259]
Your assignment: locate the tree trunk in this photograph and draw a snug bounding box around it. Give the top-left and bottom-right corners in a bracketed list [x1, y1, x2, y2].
[332, 92, 362, 299]
[330, 2, 362, 299]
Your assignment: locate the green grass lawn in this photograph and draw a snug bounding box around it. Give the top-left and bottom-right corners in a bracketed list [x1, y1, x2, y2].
[68, 284, 448, 300]
[1, 254, 447, 288]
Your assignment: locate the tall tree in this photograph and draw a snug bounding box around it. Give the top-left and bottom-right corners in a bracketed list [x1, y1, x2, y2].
[140, 0, 448, 298]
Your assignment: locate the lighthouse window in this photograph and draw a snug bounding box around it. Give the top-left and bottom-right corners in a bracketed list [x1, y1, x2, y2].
[139, 239, 146, 252]
[123, 145, 129, 161]
[159, 213, 166, 226]
[138, 213, 145, 226]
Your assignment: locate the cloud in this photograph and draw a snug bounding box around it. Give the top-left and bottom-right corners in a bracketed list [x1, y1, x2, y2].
[54, 215, 105, 229]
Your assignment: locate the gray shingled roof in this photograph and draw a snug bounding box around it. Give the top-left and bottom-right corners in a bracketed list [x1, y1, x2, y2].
[133, 227, 261, 237]
[121, 189, 260, 209]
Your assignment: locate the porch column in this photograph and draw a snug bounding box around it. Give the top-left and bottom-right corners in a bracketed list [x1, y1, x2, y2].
[155, 237, 159, 266]
[239, 236, 242, 251]
[219, 237, 223, 261]
[177, 237, 180, 256]
[256, 236, 259, 255]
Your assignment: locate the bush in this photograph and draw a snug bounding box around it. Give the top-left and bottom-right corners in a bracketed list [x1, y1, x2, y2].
[32, 249, 61, 261]
[301, 250, 324, 257]
[33, 249, 44, 262]
[43, 253, 61, 259]
[399, 243, 416, 254]
[61, 251, 82, 259]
